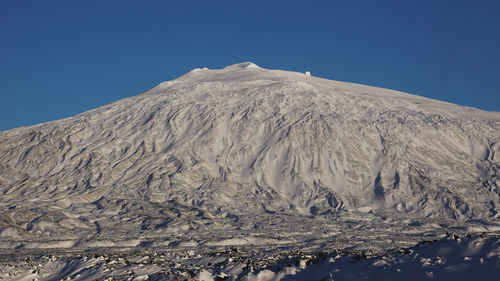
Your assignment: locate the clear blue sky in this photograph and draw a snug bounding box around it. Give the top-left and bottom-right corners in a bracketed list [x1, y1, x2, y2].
[1, 0, 499, 131]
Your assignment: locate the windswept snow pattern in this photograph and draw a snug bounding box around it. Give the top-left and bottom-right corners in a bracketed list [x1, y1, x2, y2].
[0, 62, 499, 279]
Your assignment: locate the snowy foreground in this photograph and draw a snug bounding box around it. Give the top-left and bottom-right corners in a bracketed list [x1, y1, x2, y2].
[0, 62, 499, 279]
[0, 234, 499, 280]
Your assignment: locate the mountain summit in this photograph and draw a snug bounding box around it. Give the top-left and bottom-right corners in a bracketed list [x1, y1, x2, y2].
[0, 63, 499, 250]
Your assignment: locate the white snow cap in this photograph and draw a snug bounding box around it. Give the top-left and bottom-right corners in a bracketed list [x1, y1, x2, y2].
[224, 62, 260, 69]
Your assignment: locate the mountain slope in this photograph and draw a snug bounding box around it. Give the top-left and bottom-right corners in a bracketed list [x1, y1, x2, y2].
[0, 62, 499, 247]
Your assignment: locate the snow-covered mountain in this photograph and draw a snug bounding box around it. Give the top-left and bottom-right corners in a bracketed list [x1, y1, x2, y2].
[0, 62, 499, 251]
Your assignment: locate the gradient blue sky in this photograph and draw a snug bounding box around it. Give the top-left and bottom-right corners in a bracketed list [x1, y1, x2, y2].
[1, 0, 499, 131]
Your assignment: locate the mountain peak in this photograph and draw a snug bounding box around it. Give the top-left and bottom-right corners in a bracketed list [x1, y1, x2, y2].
[223, 62, 260, 69]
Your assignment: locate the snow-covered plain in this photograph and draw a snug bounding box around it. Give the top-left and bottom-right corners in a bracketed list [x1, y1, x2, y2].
[0, 62, 499, 280]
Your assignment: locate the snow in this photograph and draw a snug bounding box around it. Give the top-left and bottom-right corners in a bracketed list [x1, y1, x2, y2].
[0, 62, 499, 279]
[0, 235, 497, 280]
